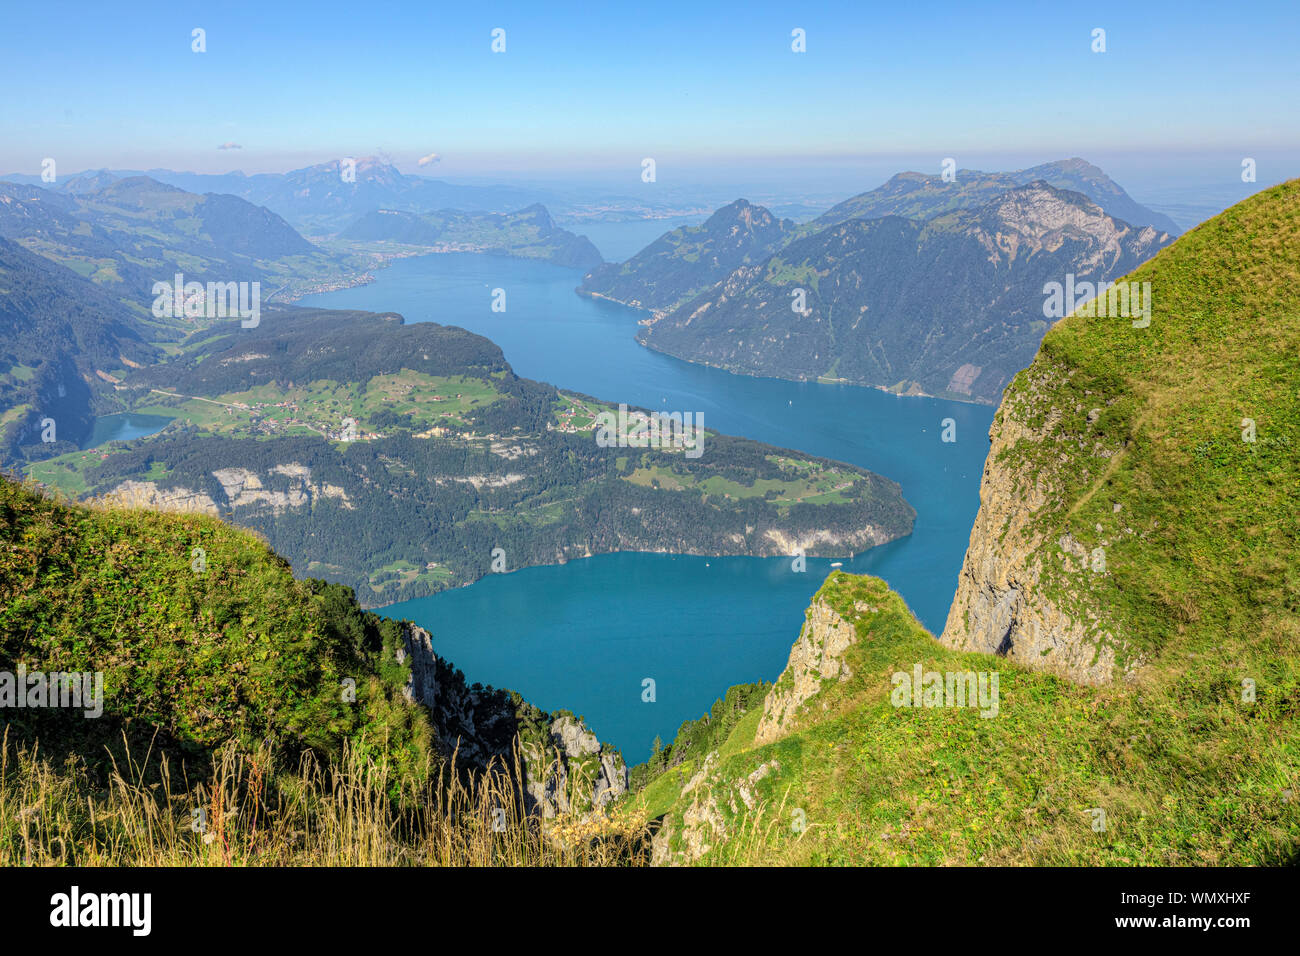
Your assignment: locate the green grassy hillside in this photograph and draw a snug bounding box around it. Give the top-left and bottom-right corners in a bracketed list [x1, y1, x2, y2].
[986, 178, 1299, 672]
[631, 572, 1298, 865]
[0, 476, 648, 864]
[629, 180, 1300, 865]
[0, 475, 430, 775]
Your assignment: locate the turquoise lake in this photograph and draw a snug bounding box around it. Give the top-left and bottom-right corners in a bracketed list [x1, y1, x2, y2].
[304, 251, 996, 761]
[83, 412, 173, 449]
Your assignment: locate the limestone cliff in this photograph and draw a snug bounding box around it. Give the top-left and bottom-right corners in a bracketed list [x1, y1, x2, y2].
[755, 598, 860, 744]
[100, 463, 351, 516]
[939, 360, 1134, 684]
[399, 624, 627, 817]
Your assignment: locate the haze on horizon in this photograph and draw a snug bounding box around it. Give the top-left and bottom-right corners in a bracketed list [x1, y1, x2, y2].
[3, 0, 1297, 188]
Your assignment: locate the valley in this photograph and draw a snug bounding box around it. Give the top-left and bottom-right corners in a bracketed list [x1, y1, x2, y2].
[3, 130, 1294, 876]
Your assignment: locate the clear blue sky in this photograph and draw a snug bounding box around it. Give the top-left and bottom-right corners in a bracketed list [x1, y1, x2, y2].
[2, 0, 1297, 178]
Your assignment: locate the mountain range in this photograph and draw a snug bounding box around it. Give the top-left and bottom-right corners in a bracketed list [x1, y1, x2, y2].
[5, 178, 1294, 866]
[639, 183, 1171, 403]
[811, 158, 1182, 235]
[0, 173, 600, 461]
[2, 157, 704, 235]
[580, 159, 1176, 403]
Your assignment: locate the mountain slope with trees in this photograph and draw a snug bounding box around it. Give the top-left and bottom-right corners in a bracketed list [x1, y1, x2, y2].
[639, 184, 1170, 403]
[25, 308, 915, 606]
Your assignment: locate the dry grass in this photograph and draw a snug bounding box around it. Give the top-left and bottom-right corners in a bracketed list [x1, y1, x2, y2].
[0, 728, 650, 867]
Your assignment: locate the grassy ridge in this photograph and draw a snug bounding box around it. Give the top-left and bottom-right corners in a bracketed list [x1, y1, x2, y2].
[631, 573, 1299, 865]
[999, 179, 1300, 670]
[631, 181, 1300, 865]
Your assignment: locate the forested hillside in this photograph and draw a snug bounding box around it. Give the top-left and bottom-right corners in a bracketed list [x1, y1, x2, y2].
[26, 309, 915, 606]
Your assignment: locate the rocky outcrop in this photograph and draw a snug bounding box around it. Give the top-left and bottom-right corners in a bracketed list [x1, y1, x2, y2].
[652, 755, 782, 864]
[755, 599, 857, 744]
[102, 463, 350, 516]
[939, 362, 1134, 684]
[398, 624, 522, 768]
[519, 715, 629, 818]
[762, 526, 895, 556]
[212, 464, 351, 512]
[102, 480, 219, 514]
[399, 624, 626, 818]
[970, 185, 1168, 276]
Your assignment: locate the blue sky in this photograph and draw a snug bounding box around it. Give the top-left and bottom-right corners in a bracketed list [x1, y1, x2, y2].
[2, 0, 1298, 181]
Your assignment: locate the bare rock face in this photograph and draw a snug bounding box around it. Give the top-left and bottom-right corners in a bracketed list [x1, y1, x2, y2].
[399, 624, 518, 768]
[399, 624, 626, 818]
[761, 526, 895, 556]
[101, 463, 350, 517]
[100, 480, 218, 514]
[940, 362, 1134, 684]
[211, 464, 351, 513]
[755, 599, 857, 744]
[520, 715, 628, 818]
[973, 185, 1169, 275]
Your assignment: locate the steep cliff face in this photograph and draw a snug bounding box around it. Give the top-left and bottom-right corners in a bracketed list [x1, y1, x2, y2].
[938, 360, 1134, 684]
[942, 178, 1300, 685]
[102, 463, 351, 516]
[400, 624, 627, 817]
[755, 598, 860, 744]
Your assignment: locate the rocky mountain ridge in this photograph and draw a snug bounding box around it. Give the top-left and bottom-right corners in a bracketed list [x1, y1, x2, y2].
[637, 183, 1172, 404]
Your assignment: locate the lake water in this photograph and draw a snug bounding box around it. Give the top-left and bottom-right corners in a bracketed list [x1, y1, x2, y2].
[83, 412, 173, 449]
[562, 215, 706, 261]
[304, 250, 996, 761]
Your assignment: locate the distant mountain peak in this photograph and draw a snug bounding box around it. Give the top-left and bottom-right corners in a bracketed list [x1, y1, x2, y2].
[514, 202, 553, 224]
[1028, 156, 1106, 177]
[817, 158, 1179, 236]
[968, 181, 1113, 238]
[705, 198, 780, 231]
[99, 175, 185, 195]
[61, 169, 119, 195]
[299, 156, 403, 186]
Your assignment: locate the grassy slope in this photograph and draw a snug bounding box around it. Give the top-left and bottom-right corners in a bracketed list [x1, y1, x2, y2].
[0, 477, 652, 864]
[629, 181, 1300, 865]
[632, 572, 1297, 865]
[997, 179, 1299, 671]
[0, 476, 431, 777]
